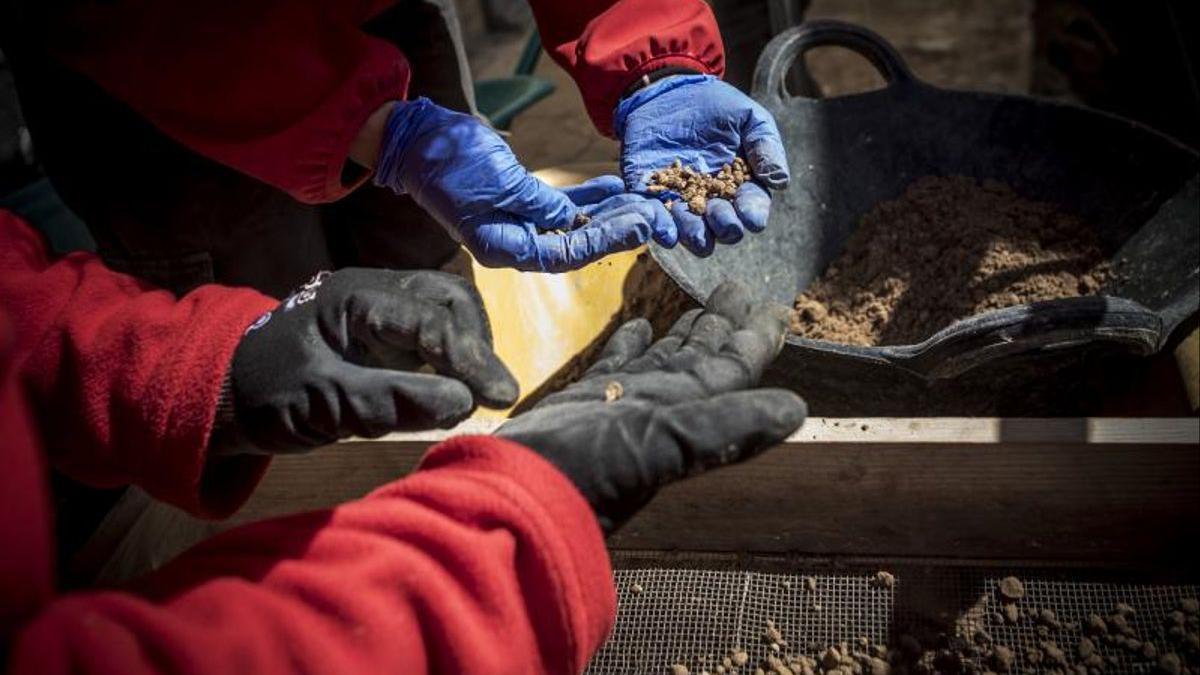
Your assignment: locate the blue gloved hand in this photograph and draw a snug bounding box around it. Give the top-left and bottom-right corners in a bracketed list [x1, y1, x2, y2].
[464, 174, 675, 272]
[375, 98, 669, 272]
[615, 74, 790, 256]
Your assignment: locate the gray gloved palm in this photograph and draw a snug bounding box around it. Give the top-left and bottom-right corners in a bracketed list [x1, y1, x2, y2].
[213, 268, 518, 455]
[497, 281, 807, 534]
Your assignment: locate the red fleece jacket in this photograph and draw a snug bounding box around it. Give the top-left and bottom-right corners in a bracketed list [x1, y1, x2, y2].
[0, 211, 616, 674]
[44, 0, 724, 204]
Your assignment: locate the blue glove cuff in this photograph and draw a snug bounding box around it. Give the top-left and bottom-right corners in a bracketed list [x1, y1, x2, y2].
[613, 74, 717, 137]
[373, 97, 435, 196]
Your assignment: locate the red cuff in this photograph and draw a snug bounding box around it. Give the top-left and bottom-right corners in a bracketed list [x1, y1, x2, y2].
[536, 0, 725, 137]
[396, 435, 616, 672]
[134, 289, 277, 519]
[0, 212, 278, 521]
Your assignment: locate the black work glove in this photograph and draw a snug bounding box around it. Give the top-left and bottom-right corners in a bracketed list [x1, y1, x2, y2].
[212, 269, 518, 455]
[497, 280, 807, 534]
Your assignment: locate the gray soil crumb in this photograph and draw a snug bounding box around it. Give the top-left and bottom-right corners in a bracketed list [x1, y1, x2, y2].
[1086, 613, 1108, 635]
[1160, 653, 1183, 675]
[574, 211, 591, 226]
[997, 576, 1026, 601]
[1002, 603, 1021, 625]
[648, 157, 751, 215]
[989, 645, 1015, 671]
[872, 571, 896, 589]
[1078, 637, 1096, 659]
[790, 176, 1112, 346]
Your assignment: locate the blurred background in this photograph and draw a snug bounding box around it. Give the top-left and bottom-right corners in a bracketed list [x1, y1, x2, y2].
[457, 0, 1197, 171]
[4, 0, 1197, 197]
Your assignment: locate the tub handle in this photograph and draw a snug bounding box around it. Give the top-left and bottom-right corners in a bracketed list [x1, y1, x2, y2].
[753, 20, 915, 103]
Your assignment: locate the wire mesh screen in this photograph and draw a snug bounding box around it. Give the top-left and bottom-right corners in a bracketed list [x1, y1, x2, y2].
[585, 561, 1199, 674]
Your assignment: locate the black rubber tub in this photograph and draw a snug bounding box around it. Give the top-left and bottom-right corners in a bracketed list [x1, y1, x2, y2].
[651, 20, 1200, 415]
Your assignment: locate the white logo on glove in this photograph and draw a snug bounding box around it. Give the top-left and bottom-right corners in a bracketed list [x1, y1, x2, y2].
[283, 270, 332, 312]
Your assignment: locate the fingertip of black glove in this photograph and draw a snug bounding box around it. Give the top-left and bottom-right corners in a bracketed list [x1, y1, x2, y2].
[754, 388, 809, 440]
[743, 302, 792, 356]
[476, 374, 520, 409]
[704, 279, 756, 325]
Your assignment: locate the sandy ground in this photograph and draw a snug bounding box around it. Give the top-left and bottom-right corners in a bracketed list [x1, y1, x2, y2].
[803, 0, 1032, 96]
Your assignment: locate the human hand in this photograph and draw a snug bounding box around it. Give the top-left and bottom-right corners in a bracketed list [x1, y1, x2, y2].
[616, 74, 790, 256]
[462, 174, 675, 272]
[213, 269, 518, 454]
[497, 280, 806, 534]
[375, 98, 669, 272]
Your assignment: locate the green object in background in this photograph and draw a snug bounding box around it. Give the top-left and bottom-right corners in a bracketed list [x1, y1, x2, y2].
[473, 32, 555, 131]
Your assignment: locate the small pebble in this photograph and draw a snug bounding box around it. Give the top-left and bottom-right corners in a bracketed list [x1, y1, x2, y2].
[864, 657, 890, 675]
[1002, 603, 1020, 624]
[1158, 653, 1182, 675]
[1039, 608, 1061, 628]
[989, 645, 1014, 672]
[997, 576, 1025, 601]
[1078, 638, 1096, 659]
[1085, 613, 1108, 635]
[1109, 613, 1133, 635]
[1041, 641, 1067, 666]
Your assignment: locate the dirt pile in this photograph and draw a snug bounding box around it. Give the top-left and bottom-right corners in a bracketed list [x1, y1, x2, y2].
[648, 158, 751, 214]
[790, 176, 1113, 346]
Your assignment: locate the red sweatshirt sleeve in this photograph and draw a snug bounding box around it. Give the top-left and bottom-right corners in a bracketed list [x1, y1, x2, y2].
[529, 0, 725, 136]
[45, 1, 410, 204]
[7, 436, 616, 675]
[0, 211, 277, 518]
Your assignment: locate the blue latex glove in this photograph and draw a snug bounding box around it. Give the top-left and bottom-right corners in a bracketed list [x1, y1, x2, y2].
[615, 74, 790, 256]
[375, 98, 670, 272]
[466, 174, 675, 272]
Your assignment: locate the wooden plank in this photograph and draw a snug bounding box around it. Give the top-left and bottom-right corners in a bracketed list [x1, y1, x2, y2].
[243, 417, 1200, 560]
[609, 441, 1199, 561]
[353, 417, 1200, 446]
[82, 417, 1200, 584]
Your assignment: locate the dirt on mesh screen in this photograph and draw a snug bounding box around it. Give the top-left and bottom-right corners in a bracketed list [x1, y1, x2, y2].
[790, 176, 1113, 347]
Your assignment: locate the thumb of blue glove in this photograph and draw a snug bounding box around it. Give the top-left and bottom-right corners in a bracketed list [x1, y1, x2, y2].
[462, 175, 674, 272]
[374, 98, 579, 264]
